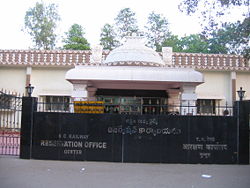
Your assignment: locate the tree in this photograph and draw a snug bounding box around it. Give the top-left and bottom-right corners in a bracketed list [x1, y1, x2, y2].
[180, 34, 209, 53]
[114, 8, 139, 40]
[145, 12, 171, 51]
[179, 0, 249, 29]
[63, 24, 90, 50]
[100, 24, 119, 50]
[24, 1, 60, 50]
[207, 23, 235, 54]
[207, 33, 229, 54]
[178, 0, 250, 58]
[238, 17, 250, 59]
[162, 34, 210, 53]
[162, 35, 183, 52]
[208, 19, 250, 56]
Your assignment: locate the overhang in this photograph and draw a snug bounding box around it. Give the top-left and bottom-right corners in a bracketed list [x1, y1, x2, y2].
[65, 66, 204, 90]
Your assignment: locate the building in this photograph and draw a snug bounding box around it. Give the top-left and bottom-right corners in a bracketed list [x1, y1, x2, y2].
[0, 36, 249, 115]
[66, 36, 203, 115]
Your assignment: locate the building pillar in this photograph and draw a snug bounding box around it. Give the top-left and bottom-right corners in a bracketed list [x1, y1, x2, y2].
[25, 66, 32, 95]
[90, 45, 103, 64]
[180, 84, 197, 115]
[234, 100, 250, 164]
[162, 47, 173, 66]
[87, 86, 97, 99]
[20, 97, 37, 159]
[72, 84, 88, 101]
[167, 89, 180, 113]
[231, 71, 236, 104]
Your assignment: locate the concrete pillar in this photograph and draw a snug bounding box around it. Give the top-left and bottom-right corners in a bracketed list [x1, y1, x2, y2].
[87, 87, 97, 99]
[231, 71, 236, 104]
[234, 101, 250, 164]
[72, 84, 87, 101]
[25, 66, 32, 96]
[20, 97, 37, 159]
[162, 47, 173, 66]
[180, 84, 197, 115]
[167, 89, 180, 113]
[90, 45, 103, 64]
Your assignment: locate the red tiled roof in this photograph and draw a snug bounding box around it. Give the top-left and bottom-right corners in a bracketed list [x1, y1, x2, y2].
[0, 49, 248, 71]
[171, 53, 248, 71]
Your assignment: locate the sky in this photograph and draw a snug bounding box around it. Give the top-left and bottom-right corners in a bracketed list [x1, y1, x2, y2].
[0, 0, 245, 49]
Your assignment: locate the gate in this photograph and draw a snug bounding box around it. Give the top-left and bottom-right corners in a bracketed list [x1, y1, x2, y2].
[19, 97, 249, 164]
[0, 91, 22, 156]
[30, 113, 237, 164]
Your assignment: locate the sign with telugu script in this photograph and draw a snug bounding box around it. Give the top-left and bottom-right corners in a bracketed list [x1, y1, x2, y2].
[31, 113, 237, 164]
[74, 101, 104, 114]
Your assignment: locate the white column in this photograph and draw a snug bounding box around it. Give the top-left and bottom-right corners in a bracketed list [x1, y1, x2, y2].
[26, 66, 32, 84]
[90, 45, 103, 64]
[180, 84, 197, 115]
[25, 66, 32, 96]
[230, 71, 236, 105]
[162, 47, 173, 66]
[72, 84, 87, 101]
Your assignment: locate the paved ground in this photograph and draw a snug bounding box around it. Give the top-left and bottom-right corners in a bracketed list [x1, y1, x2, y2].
[0, 156, 249, 188]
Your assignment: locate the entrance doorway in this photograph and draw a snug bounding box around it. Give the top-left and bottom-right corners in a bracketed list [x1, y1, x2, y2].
[96, 89, 168, 115]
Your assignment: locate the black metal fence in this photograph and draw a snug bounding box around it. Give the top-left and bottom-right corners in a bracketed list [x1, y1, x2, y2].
[20, 97, 249, 164]
[0, 93, 235, 157]
[0, 91, 22, 156]
[36, 99, 234, 116]
[30, 112, 237, 164]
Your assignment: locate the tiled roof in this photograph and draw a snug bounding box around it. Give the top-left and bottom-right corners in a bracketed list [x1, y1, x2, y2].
[0, 49, 249, 71]
[171, 53, 249, 71]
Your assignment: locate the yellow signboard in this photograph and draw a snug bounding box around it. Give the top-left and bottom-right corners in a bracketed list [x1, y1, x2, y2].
[74, 101, 104, 114]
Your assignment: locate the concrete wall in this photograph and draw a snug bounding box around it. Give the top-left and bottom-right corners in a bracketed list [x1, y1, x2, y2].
[0, 67, 26, 94]
[196, 71, 231, 105]
[0, 66, 72, 97]
[236, 72, 250, 100]
[1, 65, 249, 105]
[195, 70, 250, 105]
[31, 67, 72, 97]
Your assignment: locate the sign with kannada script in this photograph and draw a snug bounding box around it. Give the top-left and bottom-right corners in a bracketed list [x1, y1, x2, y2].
[31, 113, 237, 164]
[74, 101, 104, 114]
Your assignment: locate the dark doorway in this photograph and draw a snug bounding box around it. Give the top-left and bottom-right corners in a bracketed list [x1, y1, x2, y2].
[96, 89, 168, 98]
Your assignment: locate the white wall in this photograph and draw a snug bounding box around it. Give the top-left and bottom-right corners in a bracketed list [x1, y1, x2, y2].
[31, 67, 73, 97]
[196, 71, 231, 105]
[0, 67, 26, 94]
[1, 65, 249, 104]
[236, 72, 250, 100]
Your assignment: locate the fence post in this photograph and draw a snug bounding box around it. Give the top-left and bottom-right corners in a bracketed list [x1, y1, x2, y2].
[20, 97, 37, 159]
[234, 100, 250, 164]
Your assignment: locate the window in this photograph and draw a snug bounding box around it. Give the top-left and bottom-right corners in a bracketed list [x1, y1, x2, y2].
[197, 99, 216, 114]
[44, 96, 70, 111]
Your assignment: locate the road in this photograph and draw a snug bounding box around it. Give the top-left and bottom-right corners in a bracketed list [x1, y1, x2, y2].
[0, 156, 249, 188]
